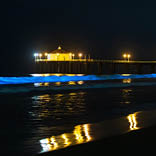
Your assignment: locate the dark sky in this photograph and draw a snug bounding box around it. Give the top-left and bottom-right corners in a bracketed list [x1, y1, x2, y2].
[1, 0, 156, 74]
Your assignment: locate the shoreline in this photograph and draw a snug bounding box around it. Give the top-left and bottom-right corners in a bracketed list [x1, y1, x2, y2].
[36, 109, 156, 156]
[37, 124, 156, 156]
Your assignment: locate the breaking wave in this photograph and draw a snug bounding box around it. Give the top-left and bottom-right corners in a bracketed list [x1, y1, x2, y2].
[0, 73, 156, 85]
[0, 73, 156, 93]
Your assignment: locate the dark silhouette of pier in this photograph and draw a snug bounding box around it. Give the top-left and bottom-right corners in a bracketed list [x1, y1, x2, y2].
[34, 60, 156, 74]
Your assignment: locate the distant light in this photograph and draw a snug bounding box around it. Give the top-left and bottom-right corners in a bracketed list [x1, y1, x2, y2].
[123, 54, 127, 58]
[58, 46, 62, 50]
[57, 53, 60, 56]
[45, 53, 48, 56]
[34, 53, 38, 57]
[78, 53, 82, 57]
[127, 54, 131, 58]
[39, 53, 42, 57]
[77, 81, 84, 85]
[72, 54, 75, 57]
[123, 53, 131, 61]
[68, 81, 76, 85]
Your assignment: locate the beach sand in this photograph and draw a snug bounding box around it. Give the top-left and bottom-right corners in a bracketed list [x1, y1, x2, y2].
[37, 124, 156, 156]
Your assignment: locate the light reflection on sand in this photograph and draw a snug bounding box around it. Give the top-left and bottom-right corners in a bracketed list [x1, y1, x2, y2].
[39, 110, 156, 154]
[127, 113, 139, 130]
[40, 124, 92, 153]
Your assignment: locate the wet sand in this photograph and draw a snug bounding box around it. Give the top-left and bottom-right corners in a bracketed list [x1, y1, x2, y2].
[37, 110, 156, 156]
[38, 125, 156, 155]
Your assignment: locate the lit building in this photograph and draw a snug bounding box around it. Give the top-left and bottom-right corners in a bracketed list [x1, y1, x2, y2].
[35, 46, 73, 61]
[34, 46, 90, 61]
[47, 46, 73, 61]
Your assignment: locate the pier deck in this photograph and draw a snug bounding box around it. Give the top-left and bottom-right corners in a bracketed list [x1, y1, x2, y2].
[34, 60, 156, 74]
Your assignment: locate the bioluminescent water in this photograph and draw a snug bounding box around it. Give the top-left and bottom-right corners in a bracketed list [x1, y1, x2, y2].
[2, 73, 156, 156]
[1, 73, 156, 85]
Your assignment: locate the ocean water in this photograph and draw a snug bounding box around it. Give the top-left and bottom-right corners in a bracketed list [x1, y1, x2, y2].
[1, 73, 156, 155]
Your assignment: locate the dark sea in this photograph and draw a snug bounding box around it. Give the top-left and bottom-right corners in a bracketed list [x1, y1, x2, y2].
[1, 73, 156, 156]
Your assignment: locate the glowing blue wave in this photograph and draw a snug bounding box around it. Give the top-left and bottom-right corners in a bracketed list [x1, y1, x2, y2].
[0, 73, 156, 85]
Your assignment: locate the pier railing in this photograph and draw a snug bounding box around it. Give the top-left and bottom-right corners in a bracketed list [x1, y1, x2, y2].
[34, 59, 156, 74]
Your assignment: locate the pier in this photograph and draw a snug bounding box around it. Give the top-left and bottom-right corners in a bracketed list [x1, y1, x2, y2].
[34, 60, 156, 74]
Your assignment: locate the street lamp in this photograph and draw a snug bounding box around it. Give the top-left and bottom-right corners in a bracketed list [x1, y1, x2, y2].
[34, 53, 38, 61]
[127, 54, 131, 62]
[78, 53, 82, 60]
[44, 53, 48, 61]
[123, 54, 127, 59]
[72, 54, 75, 60]
[123, 53, 131, 62]
[39, 53, 42, 61]
[69, 53, 72, 60]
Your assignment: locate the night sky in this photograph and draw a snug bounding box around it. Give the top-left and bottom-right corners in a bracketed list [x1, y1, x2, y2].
[1, 0, 156, 74]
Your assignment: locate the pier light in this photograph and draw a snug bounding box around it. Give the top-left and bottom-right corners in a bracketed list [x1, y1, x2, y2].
[34, 53, 38, 61]
[45, 53, 48, 56]
[39, 53, 42, 61]
[123, 53, 131, 62]
[34, 53, 38, 57]
[127, 54, 131, 58]
[69, 53, 72, 60]
[39, 53, 42, 57]
[72, 54, 75, 60]
[78, 53, 83, 60]
[123, 54, 127, 58]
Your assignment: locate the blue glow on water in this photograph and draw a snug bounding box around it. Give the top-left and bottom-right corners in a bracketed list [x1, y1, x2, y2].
[0, 73, 156, 85]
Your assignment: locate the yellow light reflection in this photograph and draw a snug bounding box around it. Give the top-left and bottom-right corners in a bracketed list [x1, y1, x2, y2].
[55, 82, 61, 86]
[122, 78, 131, 84]
[77, 81, 84, 85]
[127, 113, 139, 131]
[61, 134, 71, 147]
[39, 123, 92, 153]
[68, 81, 76, 85]
[73, 125, 84, 143]
[83, 124, 91, 142]
[37, 94, 51, 102]
[69, 92, 77, 96]
[50, 137, 58, 150]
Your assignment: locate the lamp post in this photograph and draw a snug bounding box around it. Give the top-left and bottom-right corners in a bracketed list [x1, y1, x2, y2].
[78, 53, 82, 60]
[123, 53, 131, 62]
[44, 53, 48, 61]
[127, 54, 131, 62]
[72, 54, 75, 60]
[34, 53, 38, 61]
[39, 53, 42, 61]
